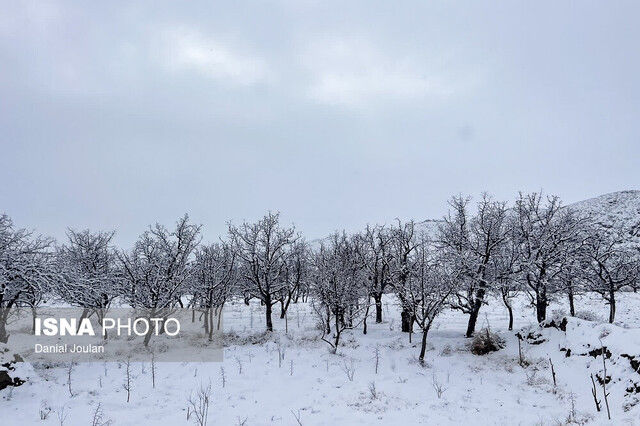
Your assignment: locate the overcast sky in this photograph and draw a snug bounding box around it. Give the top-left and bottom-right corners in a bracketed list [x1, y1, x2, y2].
[1, 1, 639, 246]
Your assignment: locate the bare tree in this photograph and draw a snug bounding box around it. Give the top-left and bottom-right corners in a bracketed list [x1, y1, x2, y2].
[394, 230, 456, 362]
[66, 362, 75, 397]
[582, 228, 637, 323]
[438, 194, 509, 336]
[558, 256, 584, 317]
[0, 214, 54, 343]
[311, 232, 368, 352]
[354, 225, 392, 324]
[187, 382, 212, 426]
[512, 193, 586, 323]
[277, 240, 309, 321]
[123, 358, 132, 403]
[492, 232, 520, 330]
[388, 220, 420, 334]
[119, 214, 201, 345]
[228, 212, 296, 331]
[191, 242, 237, 340]
[90, 402, 112, 426]
[56, 229, 119, 338]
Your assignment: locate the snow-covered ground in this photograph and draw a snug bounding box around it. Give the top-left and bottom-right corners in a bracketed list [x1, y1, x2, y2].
[2, 293, 640, 425]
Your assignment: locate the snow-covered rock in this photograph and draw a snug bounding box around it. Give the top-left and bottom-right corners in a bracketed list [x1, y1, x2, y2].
[517, 317, 640, 413]
[0, 344, 28, 391]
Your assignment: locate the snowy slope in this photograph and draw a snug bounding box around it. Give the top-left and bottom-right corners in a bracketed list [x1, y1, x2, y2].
[568, 190, 640, 238]
[517, 316, 640, 416]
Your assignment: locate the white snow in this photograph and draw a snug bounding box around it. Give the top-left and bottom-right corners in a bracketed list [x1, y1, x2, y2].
[1, 292, 639, 425]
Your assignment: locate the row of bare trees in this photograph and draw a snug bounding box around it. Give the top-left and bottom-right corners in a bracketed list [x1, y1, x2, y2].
[440, 192, 637, 336]
[1, 192, 638, 357]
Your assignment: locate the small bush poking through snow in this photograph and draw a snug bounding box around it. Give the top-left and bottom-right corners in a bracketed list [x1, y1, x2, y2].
[439, 344, 453, 356]
[551, 308, 567, 322]
[575, 310, 602, 322]
[470, 328, 505, 355]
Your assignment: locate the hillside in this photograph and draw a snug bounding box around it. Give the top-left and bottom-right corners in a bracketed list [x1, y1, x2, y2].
[568, 190, 640, 238]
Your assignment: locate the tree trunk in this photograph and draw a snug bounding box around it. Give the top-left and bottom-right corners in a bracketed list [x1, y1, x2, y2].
[568, 287, 576, 316]
[374, 293, 383, 323]
[466, 309, 479, 338]
[0, 319, 9, 344]
[325, 307, 331, 334]
[203, 308, 210, 335]
[465, 287, 486, 337]
[401, 308, 414, 333]
[280, 299, 286, 319]
[31, 306, 38, 334]
[217, 302, 224, 330]
[143, 325, 154, 346]
[0, 306, 12, 343]
[608, 287, 616, 324]
[535, 291, 547, 323]
[97, 309, 108, 340]
[333, 313, 341, 351]
[503, 298, 513, 331]
[77, 308, 90, 334]
[418, 322, 432, 363]
[208, 307, 215, 341]
[362, 297, 371, 335]
[265, 296, 273, 331]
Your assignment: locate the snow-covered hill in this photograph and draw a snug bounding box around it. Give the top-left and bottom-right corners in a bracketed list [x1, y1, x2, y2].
[568, 190, 640, 238]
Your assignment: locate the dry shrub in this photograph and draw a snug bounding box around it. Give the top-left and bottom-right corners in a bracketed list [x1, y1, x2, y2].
[470, 328, 505, 355]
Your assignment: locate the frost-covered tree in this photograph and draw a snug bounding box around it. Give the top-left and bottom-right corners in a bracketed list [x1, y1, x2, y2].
[388, 220, 421, 334]
[0, 214, 54, 343]
[354, 225, 392, 324]
[392, 228, 456, 362]
[277, 240, 309, 319]
[491, 232, 520, 330]
[582, 228, 637, 323]
[438, 194, 509, 337]
[56, 229, 119, 336]
[512, 193, 586, 323]
[191, 242, 237, 340]
[310, 232, 368, 352]
[556, 226, 590, 317]
[119, 214, 201, 345]
[228, 212, 297, 332]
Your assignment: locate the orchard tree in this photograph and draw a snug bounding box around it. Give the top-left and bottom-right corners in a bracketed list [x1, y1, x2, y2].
[512, 193, 586, 323]
[582, 228, 637, 323]
[354, 225, 392, 324]
[556, 237, 588, 317]
[56, 229, 119, 337]
[191, 242, 237, 340]
[119, 214, 201, 345]
[0, 214, 54, 343]
[228, 212, 297, 332]
[393, 230, 456, 363]
[491, 232, 520, 330]
[388, 219, 420, 334]
[439, 194, 509, 337]
[311, 232, 367, 352]
[277, 240, 309, 320]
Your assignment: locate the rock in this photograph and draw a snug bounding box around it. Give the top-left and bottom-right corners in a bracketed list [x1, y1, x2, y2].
[540, 317, 568, 332]
[0, 344, 26, 391]
[621, 354, 640, 375]
[515, 330, 547, 345]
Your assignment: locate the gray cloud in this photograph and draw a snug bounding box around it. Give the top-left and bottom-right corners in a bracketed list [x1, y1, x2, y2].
[1, 0, 639, 246]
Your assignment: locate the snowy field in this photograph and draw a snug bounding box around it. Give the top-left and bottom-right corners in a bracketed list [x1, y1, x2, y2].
[1, 293, 639, 425]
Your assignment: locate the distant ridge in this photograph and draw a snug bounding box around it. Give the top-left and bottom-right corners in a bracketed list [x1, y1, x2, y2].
[568, 190, 640, 238]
